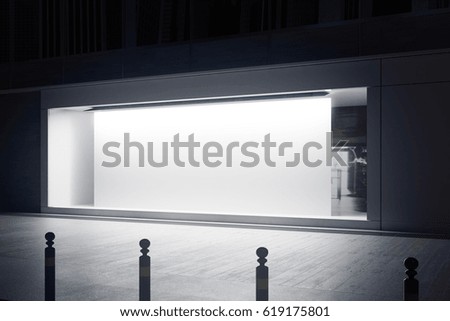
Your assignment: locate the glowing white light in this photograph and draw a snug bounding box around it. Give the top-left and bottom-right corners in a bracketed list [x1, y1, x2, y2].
[48, 97, 332, 217]
[93, 97, 332, 217]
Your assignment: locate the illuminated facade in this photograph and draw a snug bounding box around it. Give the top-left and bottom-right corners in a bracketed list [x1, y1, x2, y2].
[1, 0, 450, 235]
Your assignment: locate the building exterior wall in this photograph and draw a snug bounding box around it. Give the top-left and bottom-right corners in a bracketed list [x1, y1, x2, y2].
[1, 1, 450, 235]
[0, 49, 432, 234]
[380, 52, 450, 234]
[1, 7, 450, 90]
[0, 91, 41, 213]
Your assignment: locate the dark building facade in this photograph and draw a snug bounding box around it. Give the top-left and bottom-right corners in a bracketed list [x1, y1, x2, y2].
[1, 0, 450, 66]
[1, 0, 450, 235]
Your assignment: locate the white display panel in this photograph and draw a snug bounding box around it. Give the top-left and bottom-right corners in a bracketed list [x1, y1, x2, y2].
[93, 97, 332, 217]
[48, 109, 94, 208]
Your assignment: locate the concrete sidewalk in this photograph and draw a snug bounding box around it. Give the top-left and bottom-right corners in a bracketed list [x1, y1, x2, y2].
[0, 214, 448, 301]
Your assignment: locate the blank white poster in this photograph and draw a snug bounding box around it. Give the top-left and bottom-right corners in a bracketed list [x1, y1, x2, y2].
[94, 97, 332, 217]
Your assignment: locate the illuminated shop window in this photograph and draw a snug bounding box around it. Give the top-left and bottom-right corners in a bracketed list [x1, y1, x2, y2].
[48, 88, 367, 220]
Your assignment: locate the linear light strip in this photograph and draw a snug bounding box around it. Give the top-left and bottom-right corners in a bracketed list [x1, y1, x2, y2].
[78, 90, 331, 112]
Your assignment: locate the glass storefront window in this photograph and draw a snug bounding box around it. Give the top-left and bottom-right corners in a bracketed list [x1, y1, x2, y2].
[47, 88, 367, 220]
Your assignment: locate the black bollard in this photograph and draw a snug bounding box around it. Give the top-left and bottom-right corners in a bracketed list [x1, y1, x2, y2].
[256, 247, 269, 301]
[139, 239, 151, 301]
[403, 257, 419, 301]
[45, 232, 56, 301]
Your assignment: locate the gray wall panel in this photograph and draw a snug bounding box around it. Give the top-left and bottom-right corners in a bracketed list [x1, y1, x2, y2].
[382, 52, 450, 86]
[0, 92, 41, 212]
[123, 45, 191, 78]
[190, 35, 269, 71]
[42, 59, 380, 108]
[63, 52, 123, 84]
[0, 64, 11, 90]
[381, 82, 450, 233]
[10, 59, 64, 88]
[367, 86, 381, 223]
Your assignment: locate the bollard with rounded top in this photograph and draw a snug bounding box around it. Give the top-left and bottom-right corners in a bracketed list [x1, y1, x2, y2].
[45, 232, 56, 301]
[256, 247, 269, 301]
[139, 239, 151, 301]
[404, 257, 419, 301]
